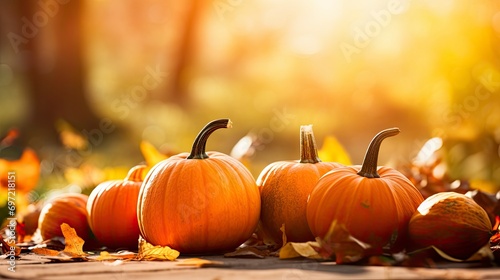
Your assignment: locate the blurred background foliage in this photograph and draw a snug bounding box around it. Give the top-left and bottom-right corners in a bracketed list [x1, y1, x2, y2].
[0, 0, 499, 204]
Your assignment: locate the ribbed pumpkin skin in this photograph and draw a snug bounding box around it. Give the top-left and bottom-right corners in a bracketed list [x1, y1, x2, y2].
[137, 151, 260, 254]
[307, 165, 423, 249]
[257, 161, 342, 243]
[408, 192, 492, 260]
[87, 166, 145, 249]
[38, 193, 91, 241]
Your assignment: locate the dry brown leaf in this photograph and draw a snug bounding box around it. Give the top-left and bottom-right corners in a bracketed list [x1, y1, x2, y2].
[177, 258, 225, 267]
[313, 220, 375, 264]
[0, 238, 21, 256]
[224, 246, 269, 259]
[136, 237, 179, 261]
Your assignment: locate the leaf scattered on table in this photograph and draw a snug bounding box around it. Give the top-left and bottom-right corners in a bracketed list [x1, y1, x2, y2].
[280, 223, 287, 246]
[136, 237, 179, 261]
[177, 258, 225, 267]
[32, 247, 60, 256]
[279, 241, 321, 259]
[88, 251, 136, 261]
[224, 246, 269, 259]
[61, 223, 87, 257]
[1, 238, 21, 256]
[312, 220, 375, 264]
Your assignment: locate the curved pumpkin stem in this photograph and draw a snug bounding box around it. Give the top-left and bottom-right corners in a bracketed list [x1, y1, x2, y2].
[125, 165, 147, 182]
[299, 125, 321, 164]
[187, 119, 232, 159]
[357, 128, 400, 178]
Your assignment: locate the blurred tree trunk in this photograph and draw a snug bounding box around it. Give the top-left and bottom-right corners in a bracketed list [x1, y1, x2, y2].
[17, 0, 100, 145]
[167, 1, 205, 107]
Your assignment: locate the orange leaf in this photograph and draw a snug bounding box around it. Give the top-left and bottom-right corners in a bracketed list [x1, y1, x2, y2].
[32, 247, 60, 256]
[61, 223, 87, 257]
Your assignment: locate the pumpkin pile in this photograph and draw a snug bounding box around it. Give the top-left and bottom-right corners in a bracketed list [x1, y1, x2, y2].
[3, 119, 500, 267]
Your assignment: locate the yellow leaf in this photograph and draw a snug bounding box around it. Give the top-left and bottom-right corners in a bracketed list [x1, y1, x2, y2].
[279, 241, 321, 259]
[89, 251, 136, 261]
[140, 140, 168, 167]
[318, 136, 351, 165]
[177, 258, 225, 267]
[136, 237, 180, 261]
[61, 223, 87, 257]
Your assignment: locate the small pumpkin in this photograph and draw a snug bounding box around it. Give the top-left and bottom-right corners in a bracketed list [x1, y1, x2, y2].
[137, 119, 260, 254]
[87, 165, 146, 249]
[306, 128, 424, 251]
[407, 192, 492, 260]
[257, 125, 343, 244]
[38, 193, 92, 241]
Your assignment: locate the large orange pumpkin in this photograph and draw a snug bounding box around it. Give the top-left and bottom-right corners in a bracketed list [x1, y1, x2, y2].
[407, 192, 492, 260]
[87, 165, 146, 249]
[137, 119, 260, 254]
[306, 128, 424, 251]
[38, 193, 92, 241]
[257, 125, 343, 244]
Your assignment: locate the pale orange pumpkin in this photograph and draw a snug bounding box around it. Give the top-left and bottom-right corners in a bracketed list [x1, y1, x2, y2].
[408, 192, 492, 260]
[87, 165, 146, 249]
[137, 119, 260, 253]
[307, 128, 424, 251]
[257, 125, 343, 244]
[38, 193, 92, 241]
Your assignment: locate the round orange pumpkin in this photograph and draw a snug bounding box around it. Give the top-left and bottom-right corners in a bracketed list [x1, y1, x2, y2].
[137, 119, 260, 254]
[87, 165, 146, 249]
[306, 128, 424, 251]
[257, 125, 343, 244]
[407, 192, 492, 260]
[38, 193, 92, 241]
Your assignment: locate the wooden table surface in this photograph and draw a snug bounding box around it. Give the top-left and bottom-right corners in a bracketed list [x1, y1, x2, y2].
[1, 254, 500, 280]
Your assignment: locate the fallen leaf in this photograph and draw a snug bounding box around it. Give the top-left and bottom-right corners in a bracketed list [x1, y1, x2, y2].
[177, 258, 225, 267]
[1, 238, 21, 256]
[280, 224, 287, 246]
[224, 246, 269, 259]
[61, 223, 86, 257]
[136, 237, 179, 261]
[32, 247, 60, 256]
[279, 241, 321, 259]
[313, 220, 375, 264]
[88, 251, 136, 261]
[318, 136, 351, 165]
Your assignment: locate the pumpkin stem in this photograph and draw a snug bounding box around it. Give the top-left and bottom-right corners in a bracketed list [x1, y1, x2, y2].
[187, 119, 232, 159]
[125, 165, 147, 182]
[357, 128, 400, 178]
[299, 125, 321, 164]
